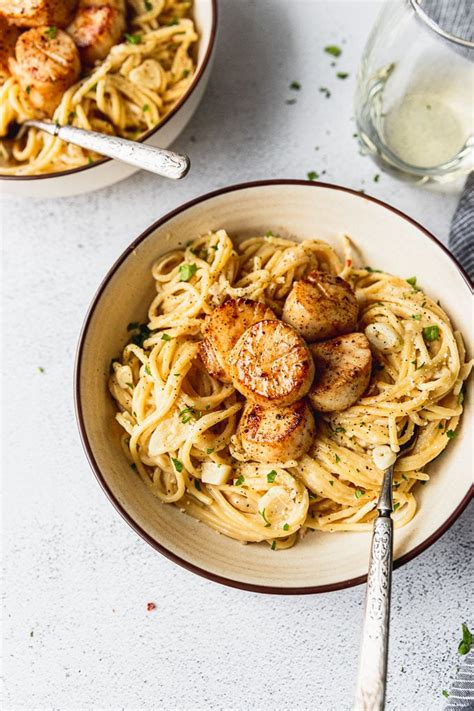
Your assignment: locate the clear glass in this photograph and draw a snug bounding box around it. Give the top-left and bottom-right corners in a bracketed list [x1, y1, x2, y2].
[355, 0, 474, 184]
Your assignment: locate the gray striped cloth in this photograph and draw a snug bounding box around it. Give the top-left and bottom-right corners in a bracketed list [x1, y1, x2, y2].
[449, 172, 474, 283]
[445, 653, 474, 709]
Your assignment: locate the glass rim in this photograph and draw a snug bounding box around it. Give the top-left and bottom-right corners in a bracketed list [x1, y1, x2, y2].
[410, 0, 474, 48]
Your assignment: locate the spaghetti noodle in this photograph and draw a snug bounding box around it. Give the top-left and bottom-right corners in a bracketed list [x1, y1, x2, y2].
[109, 230, 472, 549]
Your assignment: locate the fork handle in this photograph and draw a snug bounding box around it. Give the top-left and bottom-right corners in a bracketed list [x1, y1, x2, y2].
[353, 515, 393, 711]
[25, 120, 190, 180]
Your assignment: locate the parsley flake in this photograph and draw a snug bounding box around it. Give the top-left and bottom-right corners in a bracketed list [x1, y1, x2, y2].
[37, 366, 45, 373]
[423, 325, 440, 342]
[267, 470, 277, 483]
[143, 104, 150, 112]
[290, 80, 301, 90]
[206, 448, 214, 454]
[144, 0, 152, 9]
[283, 523, 290, 531]
[271, 540, 277, 550]
[161, 333, 172, 341]
[336, 71, 349, 79]
[307, 170, 319, 181]
[411, 314, 421, 320]
[179, 263, 197, 281]
[406, 276, 421, 291]
[194, 479, 201, 491]
[442, 690, 449, 698]
[324, 45, 342, 57]
[259, 509, 271, 527]
[319, 87, 331, 98]
[354, 488, 365, 499]
[335, 426, 346, 433]
[171, 458, 183, 472]
[124, 33, 142, 45]
[446, 430, 457, 439]
[44, 26, 58, 39]
[235, 474, 245, 486]
[393, 502, 400, 511]
[458, 623, 472, 655]
[373, 174, 380, 182]
[265, 230, 273, 237]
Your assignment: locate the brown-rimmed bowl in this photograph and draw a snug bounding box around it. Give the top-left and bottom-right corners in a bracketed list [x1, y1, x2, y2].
[0, 0, 217, 199]
[75, 180, 473, 594]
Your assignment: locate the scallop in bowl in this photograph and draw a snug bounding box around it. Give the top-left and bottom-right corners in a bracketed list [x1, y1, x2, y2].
[0, 0, 217, 198]
[75, 181, 473, 593]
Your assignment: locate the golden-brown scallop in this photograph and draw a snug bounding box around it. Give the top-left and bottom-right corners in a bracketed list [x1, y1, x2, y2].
[0, 15, 19, 80]
[67, 0, 125, 66]
[0, 0, 78, 28]
[282, 270, 359, 342]
[308, 333, 372, 412]
[199, 298, 276, 383]
[239, 399, 315, 463]
[228, 319, 315, 407]
[9, 27, 81, 114]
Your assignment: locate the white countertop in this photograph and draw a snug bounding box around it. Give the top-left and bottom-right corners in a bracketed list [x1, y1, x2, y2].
[1, 1, 472, 709]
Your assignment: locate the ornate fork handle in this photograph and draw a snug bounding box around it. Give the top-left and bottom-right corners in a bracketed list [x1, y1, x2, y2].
[353, 514, 393, 711]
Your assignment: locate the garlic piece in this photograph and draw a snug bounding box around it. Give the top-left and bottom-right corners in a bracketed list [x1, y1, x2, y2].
[365, 323, 401, 353]
[201, 461, 231, 485]
[372, 445, 397, 471]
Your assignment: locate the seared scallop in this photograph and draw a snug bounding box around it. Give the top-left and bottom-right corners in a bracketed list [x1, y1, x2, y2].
[0, 16, 19, 80]
[308, 332, 372, 412]
[9, 27, 81, 114]
[0, 0, 78, 27]
[282, 270, 359, 341]
[67, 0, 125, 65]
[228, 319, 315, 407]
[199, 298, 275, 383]
[239, 399, 315, 463]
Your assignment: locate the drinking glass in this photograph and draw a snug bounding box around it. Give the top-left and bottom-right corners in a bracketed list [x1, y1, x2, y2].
[355, 0, 474, 184]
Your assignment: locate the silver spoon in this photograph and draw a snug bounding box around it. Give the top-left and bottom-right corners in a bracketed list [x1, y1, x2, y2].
[9, 119, 190, 180]
[354, 431, 418, 711]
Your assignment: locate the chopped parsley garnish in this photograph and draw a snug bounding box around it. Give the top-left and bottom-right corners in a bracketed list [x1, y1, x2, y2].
[319, 87, 331, 98]
[411, 314, 421, 320]
[406, 276, 421, 291]
[88, 156, 94, 165]
[171, 458, 183, 472]
[26, 85, 31, 94]
[265, 230, 273, 237]
[144, 0, 152, 9]
[354, 488, 364, 499]
[336, 71, 349, 79]
[124, 33, 142, 45]
[438, 423, 444, 429]
[393, 502, 400, 511]
[179, 406, 201, 424]
[373, 174, 380, 182]
[161, 333, 172, 341]
[329, 480, 334, 486]
[182, 69, 190, 78]
[235, 475, 245, 486]
[335, 454, 341, 463]
[283, 523, 290, 531]
[44, 26, 58, 39]
[307, 171, 319, 181]
[285, 98, 297, 105]
[167, 16, 179, 25]
[194, 479, 201, 491]
[442, 690, 449, 698]
[335, 426, 346, 433]
[143, 104, 150, 112]
[206, 448, 214, 454]
[423, 325, 440, 342]
[259, 509, 271, 527]
[267, 470, 277, 483]
[271, 540, 277, 550]
[365, 266, 381, 273]
[458, 623, 472, 655]
[290, 80, 301, 90]
[324, 45, 342, 57]
[446, 430, 457, 439]
[37, 366, 45, 373]
[179, 263, 197, 281]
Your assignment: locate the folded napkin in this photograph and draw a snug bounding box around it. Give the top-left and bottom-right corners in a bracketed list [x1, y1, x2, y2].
[444, 174, 473, 707]
[449, 172, 474, 283]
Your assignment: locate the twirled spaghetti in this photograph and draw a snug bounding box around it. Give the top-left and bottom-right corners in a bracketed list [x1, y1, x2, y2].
[109, 230, 472, 550]
[0, 0, 197, 175]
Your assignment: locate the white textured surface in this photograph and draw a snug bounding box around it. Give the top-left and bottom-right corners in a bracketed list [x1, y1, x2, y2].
[1, 1, 472, 710]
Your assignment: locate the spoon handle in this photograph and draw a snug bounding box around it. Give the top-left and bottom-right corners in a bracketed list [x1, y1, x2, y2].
[353, 514, 393, 711]
[25, 120, 190, 180]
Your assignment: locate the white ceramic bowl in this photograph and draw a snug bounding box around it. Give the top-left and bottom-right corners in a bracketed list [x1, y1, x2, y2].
[75, 181, 473, 593]
[0, 0, 217, 199]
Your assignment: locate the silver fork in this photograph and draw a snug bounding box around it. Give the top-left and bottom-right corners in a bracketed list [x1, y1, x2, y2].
[353, 432, 418, 711]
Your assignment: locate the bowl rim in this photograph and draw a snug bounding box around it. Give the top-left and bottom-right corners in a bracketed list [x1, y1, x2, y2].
[0, 0, 218, 182]
[74, 179, 474, 595]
